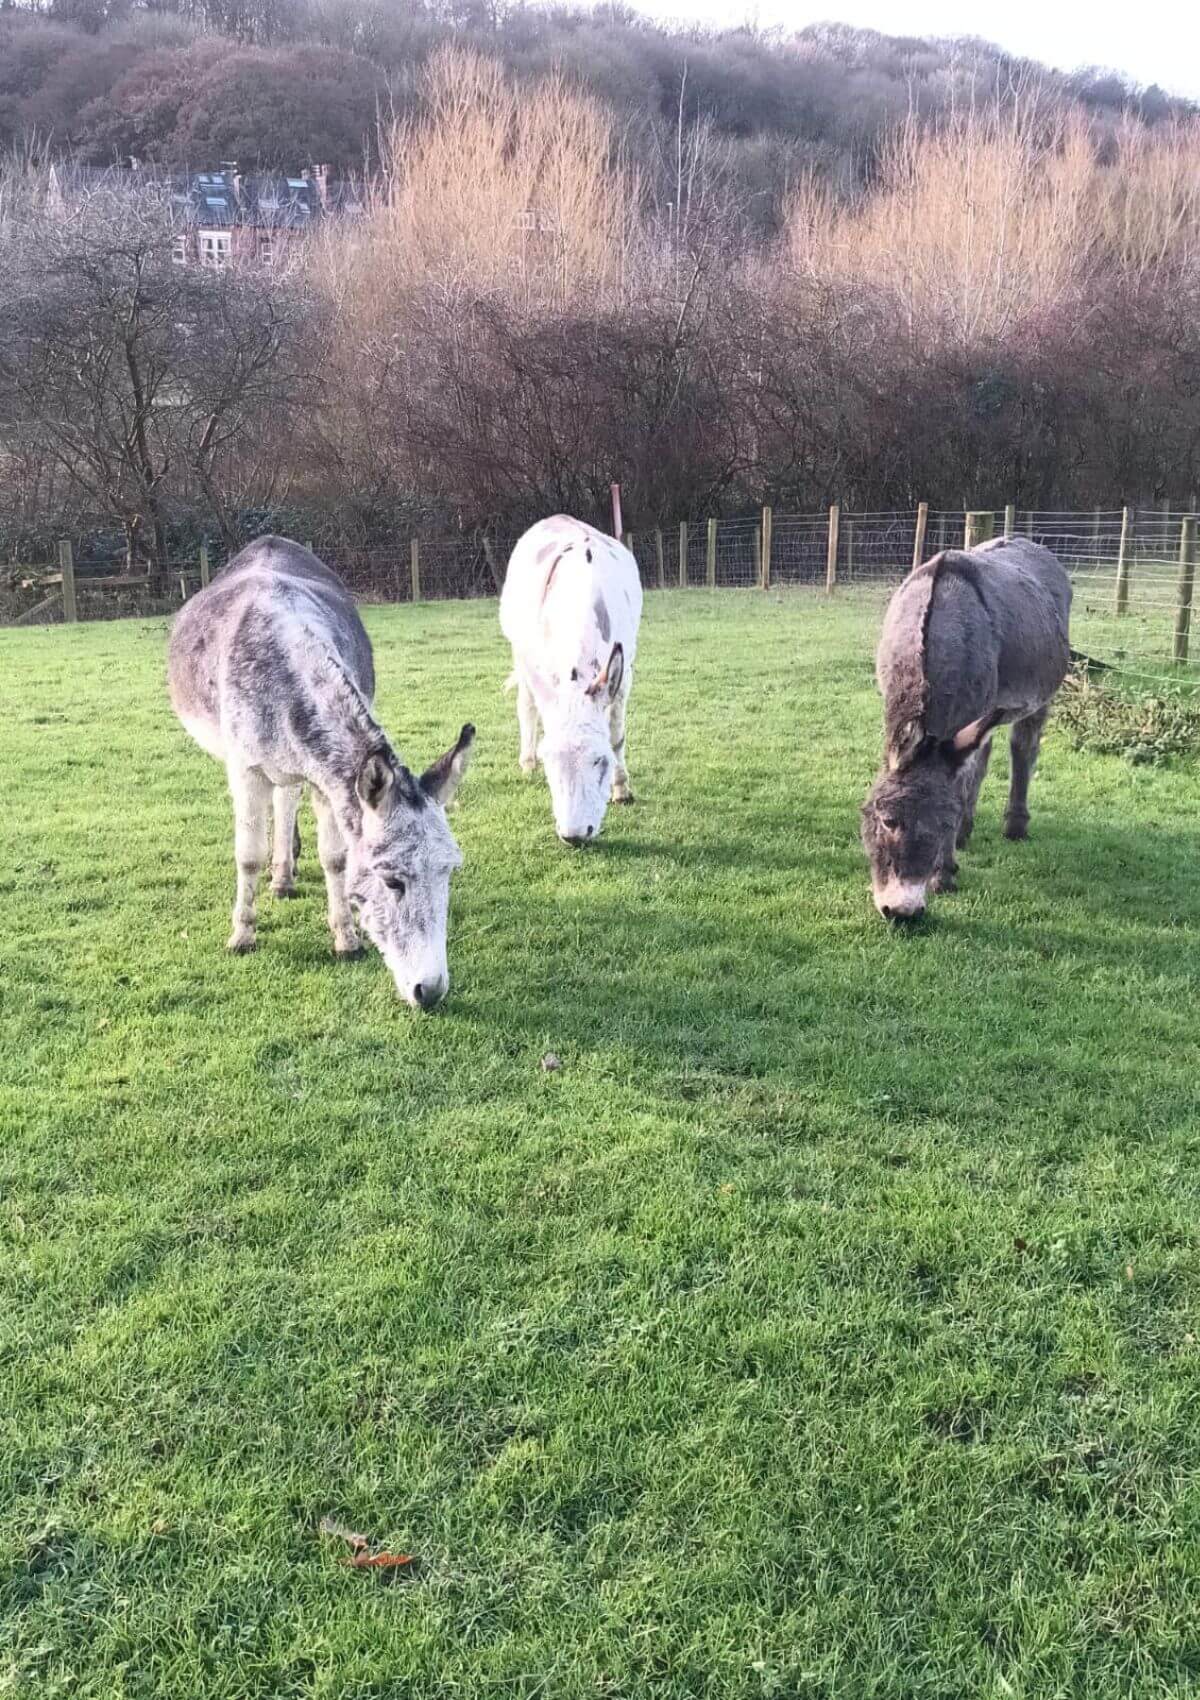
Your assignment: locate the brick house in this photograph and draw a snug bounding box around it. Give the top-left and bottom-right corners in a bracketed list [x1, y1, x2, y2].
[45, 161, 363, 268]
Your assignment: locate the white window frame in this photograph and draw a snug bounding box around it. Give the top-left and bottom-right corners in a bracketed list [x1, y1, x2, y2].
[258, 233, 274, 266]
[171, 233, 188, 265]
[199, 229, 232, 270]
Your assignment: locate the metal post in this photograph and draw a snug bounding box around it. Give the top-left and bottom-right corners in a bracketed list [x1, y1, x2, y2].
[59, 540, 77, 624]
[1114, 506, 1132, 616]
[1174, 516, 1196, 665]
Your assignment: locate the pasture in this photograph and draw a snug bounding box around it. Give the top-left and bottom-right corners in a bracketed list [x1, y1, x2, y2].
[2, 589, 1200, 1698]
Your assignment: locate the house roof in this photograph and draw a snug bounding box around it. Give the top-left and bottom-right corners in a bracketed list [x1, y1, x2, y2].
[175, 169, 364, 229]
[47, 163, 365, 230]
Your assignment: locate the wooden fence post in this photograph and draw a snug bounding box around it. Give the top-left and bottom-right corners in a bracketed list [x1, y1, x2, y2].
[199, 541, 211, 589]
[678, 521, 688, 589]
[58, 540, 77, 624]
[654, 527, 665, 590]
[1173, 515, 1196, 665]
[964, 510, 994, 551]
[410, 538, 422, 603]
[1004, 503, 1016, 539]
[826, 504, 840, 593]
[706, 517, 717, 588]
[1114, 506, 1132, 616]
[912, 501, 928, 570]
[760, 505, 773, 590]
[610, 483, 623, 538]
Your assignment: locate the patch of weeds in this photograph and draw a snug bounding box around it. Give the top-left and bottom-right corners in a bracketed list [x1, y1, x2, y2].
[1058, 674, 1200, 764]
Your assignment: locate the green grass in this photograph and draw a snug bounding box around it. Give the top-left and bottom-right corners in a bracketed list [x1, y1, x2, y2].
[3, 590, 1200, 1700]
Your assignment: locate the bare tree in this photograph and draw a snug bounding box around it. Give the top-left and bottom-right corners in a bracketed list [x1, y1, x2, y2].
[0, 177, 317, 571]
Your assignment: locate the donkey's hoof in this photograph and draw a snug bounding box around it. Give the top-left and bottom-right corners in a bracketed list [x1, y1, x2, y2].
[932, 870, 958, 895]
[1004, 815, 1030, 841]
[519, 757, 538, 776]
[271, 881, 298, 899]
[227, 930, 257, 954]
[956, 824, 974, 850]
[612, 789, 635, 805]
[333, 938, 363, 959]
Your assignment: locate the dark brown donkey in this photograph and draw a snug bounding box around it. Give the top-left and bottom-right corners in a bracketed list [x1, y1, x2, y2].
[861, 536, 1071, 920]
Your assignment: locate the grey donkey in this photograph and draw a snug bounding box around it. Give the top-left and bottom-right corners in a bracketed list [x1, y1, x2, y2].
[168, 536, 475, 1007]
[861, 536, 1071, 921]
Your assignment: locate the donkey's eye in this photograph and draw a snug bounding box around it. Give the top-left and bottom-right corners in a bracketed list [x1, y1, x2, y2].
[594, 755, 608, 772]
[881, 815, 902, 833]
[382, 874, 407, 896]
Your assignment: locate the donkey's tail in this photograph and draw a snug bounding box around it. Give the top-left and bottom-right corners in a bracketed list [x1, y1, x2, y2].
[1070, 647, 1112, 674]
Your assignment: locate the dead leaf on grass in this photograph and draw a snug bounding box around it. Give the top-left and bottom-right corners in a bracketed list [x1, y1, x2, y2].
[341, 1550, 415, 1571]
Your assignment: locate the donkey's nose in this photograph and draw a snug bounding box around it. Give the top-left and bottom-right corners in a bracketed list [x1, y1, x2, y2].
[412, 977, 447, 1009]
[881, 903, 925, 924]
[560, 833, 588, 848]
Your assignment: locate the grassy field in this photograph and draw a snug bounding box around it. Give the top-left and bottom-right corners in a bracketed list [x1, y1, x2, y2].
[2, 590, 1200, 1699]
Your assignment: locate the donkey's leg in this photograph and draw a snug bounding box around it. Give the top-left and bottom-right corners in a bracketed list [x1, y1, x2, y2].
[610, 684, 634, 803]
[1005, 707, 1050, 840]
[228, 764, 272, 953]
[931, 822, 959, 894]
[956, 734, 994, 849]
[271, 784, 303, 897]
[312, 786, 360, 957]
[517, 677, 540, 775]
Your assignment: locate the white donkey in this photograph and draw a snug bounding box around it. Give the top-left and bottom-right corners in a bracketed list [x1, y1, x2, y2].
[500, 516, 643, 845]
[168, 536, 474, 1009]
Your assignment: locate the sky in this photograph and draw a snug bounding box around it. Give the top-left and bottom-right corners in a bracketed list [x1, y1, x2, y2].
[621, 0, 1200, 99]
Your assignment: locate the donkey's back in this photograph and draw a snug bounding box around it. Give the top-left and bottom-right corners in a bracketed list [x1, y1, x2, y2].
[168, 536, 374, 762]
[879, 536, 1070, 748]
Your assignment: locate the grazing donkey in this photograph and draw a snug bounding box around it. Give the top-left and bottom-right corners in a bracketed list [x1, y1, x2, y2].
[500, 515, 643, 845]
[168, 536, 474, 1008]
[861, 536, 1071, 921]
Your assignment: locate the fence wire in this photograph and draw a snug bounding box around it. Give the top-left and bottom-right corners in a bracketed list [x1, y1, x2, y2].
[5, 508, 1198, 684]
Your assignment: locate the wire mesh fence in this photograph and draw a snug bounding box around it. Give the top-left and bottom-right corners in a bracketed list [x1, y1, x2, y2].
[5, 506, 1198, 684]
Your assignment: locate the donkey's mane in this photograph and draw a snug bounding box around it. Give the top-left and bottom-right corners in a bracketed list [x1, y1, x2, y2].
[884, 552, 951, 766]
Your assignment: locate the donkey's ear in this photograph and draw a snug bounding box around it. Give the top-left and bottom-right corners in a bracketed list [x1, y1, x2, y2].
[420, 723, 475, 806]
[887, 718, 930, 772]
[356, 750, 395, 812]
[587, 642, 624, 702]
[947, 712, 1000, 758]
